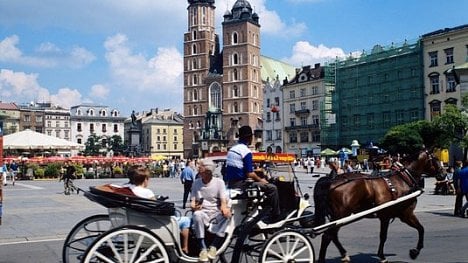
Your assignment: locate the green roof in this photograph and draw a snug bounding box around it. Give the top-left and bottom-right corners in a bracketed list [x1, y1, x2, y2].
[260, 55, 296, 82]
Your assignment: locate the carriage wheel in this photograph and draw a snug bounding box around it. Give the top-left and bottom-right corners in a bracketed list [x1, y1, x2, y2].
[260, 230, 315, 263]
[229, 215, 268, 263]
[62, 214, 111, 263]
[82, 225, 169, 263]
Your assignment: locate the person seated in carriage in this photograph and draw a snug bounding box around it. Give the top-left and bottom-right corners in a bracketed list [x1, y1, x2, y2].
[191, 158, 231, 262]
[129, 166, 192, 254]
[225, 125, 281, 224]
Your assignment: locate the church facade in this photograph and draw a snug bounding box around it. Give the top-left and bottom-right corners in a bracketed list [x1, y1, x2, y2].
[183, 0, 263, 158]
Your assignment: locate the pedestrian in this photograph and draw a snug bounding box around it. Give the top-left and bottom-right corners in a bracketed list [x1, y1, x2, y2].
[457, 161, 468, 217]
[191, 158, 231, 262]
[453, 161, 464, 216]
[180, 160, 195, 209]
[225, 125, 281, 223]
[9, 160, 18, 186]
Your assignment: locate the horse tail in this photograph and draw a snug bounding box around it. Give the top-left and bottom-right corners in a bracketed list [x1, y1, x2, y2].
[313, 177, 331, 227]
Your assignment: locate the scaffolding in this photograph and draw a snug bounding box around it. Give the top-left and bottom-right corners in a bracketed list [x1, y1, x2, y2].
[321, 39, 425, 149]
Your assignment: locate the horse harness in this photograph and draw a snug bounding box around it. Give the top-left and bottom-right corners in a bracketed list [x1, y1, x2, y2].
[329, 163, 421, 200]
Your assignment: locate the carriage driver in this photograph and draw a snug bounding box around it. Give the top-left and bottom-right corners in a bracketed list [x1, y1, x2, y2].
[225, 125, 281, 224]
[191, 158, 231, 262]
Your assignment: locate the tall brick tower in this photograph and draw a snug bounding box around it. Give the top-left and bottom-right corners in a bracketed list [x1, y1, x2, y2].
[183, 0, 261, 158]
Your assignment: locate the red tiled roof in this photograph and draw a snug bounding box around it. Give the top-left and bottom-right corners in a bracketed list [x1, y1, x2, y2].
[0, 102, 19, 110]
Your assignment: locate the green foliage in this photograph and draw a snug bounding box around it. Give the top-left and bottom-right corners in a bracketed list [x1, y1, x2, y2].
[432, 104, 468, 148]
[34, 167, 45, 179]
[44, 163, 62, 178]
[381, 124, 424, 155]
[82, 134, 125, 156]
[84, 172, 95, 179]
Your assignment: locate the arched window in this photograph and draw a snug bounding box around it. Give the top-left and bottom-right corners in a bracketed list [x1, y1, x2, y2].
[88, 109, 94, 116]
[209, 82, 222, 109]
[232, 53, 239, 65]
[192, 44, 197, 54]
[233, 86, 239, 97]
[193, 89, 198, 101]
[192, 59, 197, 70]
[193, 105, 198, 115]
[77, 109, 82, 116]
[193, 74, 198, 85]
[233, 102, 239, 113]
[232, 32, 238, 45]
[192, 31, 197, 40]
[233, 69, 238, 81]
[253, 85, 258, 98]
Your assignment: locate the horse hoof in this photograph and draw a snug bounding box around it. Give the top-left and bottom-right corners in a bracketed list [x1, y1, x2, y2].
[409, 248, 420, 259]
[341, 255, 351, 262]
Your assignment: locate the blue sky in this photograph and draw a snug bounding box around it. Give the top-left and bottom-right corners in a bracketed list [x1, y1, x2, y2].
[1, 0, 467, 116]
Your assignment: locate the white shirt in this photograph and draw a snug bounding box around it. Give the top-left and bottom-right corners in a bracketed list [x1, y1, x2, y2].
[131, 186, 155, 199]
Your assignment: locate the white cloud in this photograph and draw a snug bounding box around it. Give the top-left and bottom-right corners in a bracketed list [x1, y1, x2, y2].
[0, 69, 83, 109]
[284, 41, 347, 66]
[104, 33, 183, 92]
[0, 35, 95, 68]
[50, 88, 82, 109]
[216, 0, 307, 37]
[89, 84, 110, 99]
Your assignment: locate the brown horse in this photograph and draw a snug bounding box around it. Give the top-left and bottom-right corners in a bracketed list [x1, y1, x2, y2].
[313, 150, 442, 263]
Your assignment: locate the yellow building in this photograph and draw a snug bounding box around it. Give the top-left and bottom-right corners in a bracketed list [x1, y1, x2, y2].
[139, 109, 184, 159]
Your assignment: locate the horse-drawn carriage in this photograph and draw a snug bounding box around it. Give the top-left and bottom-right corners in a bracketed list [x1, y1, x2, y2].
[62, 150, 442, 263]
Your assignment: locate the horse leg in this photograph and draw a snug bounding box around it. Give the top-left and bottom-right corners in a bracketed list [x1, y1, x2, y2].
[400, 212, 424, 259]
[330, 227, 350, 262]
[317, 230, 334, 263]
[377, 218, 390, 263]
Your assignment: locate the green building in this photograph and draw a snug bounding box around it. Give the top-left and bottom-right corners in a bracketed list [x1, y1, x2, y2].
[321, 40, 425, 149]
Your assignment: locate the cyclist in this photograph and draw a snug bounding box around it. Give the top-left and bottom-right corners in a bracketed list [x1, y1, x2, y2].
[62, 160, 76, 195]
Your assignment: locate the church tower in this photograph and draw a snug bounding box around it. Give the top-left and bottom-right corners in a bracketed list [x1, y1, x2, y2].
[183, 0, 261, 158]
[221, 0, 262, 147]
[183, 0, 218, 158]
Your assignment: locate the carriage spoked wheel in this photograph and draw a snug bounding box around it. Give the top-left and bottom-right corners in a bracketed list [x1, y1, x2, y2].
[260, 230, 315, 263]
[229, 214, 269, 263]
[62, 214, 111, 263]
[82, 225, 169, 263]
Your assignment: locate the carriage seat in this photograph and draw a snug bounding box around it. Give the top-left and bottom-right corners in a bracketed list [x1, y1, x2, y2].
[85, 184, 175, 216]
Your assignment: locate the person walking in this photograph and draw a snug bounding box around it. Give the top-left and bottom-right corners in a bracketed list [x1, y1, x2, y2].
[180, 160, 195, 209]
[453, 161, 463, 216]
[457, 161, 468, 217]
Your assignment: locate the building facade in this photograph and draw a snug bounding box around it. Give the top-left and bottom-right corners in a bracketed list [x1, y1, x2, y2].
[282, 64, 326, 157]
[43, 103, 71, 140]
[322, 40, 425, 149]
[0, 102, 20, 135]
[137, 109, 184, 159]
[70, 104, 125, 146]
[183, 0, 263, 158]
[18, 103, 45, 133]
[421, 24, 468, 120]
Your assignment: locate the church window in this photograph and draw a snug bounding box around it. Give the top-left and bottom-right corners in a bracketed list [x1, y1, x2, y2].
[209, 82, 222, 109]
[233, 86, 239, 97]
[232, 32, 238, 45]
[233, 102, 239, 113]
[202, 7, 206, 24]
[192, 44, 197, 54]
[192, 31, 197, 40]
[192, 59, 197, 70]
[233, 69, 238, 81]
[233, 53, 239, 65]
[193, 89, 199, 101]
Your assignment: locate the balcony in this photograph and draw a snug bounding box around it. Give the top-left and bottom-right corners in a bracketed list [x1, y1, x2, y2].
[294, 109, 310, 115]
[285, 124, 319, 131]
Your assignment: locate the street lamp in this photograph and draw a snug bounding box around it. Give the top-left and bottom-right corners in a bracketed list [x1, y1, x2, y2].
[270, 104, 280, 153]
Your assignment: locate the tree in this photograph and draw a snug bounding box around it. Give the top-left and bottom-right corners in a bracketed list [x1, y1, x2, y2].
[380, 123, 424, 155]
[432, 104, 468, 148]
[83, 134, 102, 156]
[108, 135, 125, 155]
